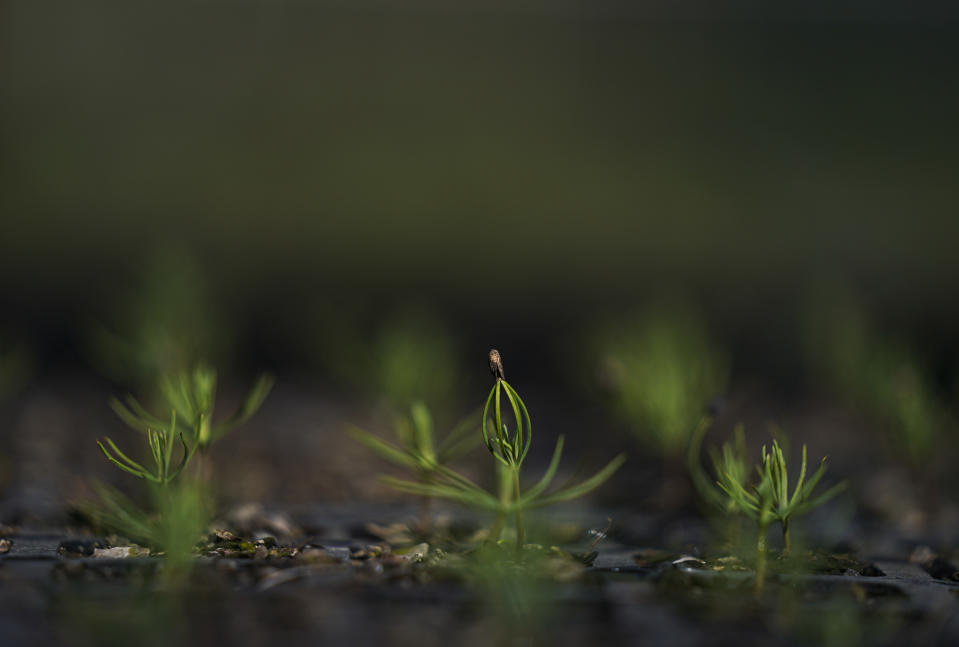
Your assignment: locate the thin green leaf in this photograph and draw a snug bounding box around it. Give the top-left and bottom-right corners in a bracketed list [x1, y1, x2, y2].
[503, 381, 533, 465]
[348, 426, 421, 469]
[432, 463, 497, 498]
[481, 383, 498, 457]
[211, 373, 274, 440]
[788, 444, 809, 509]
[797, 459, 828, 501]
[526, 453, 626, 508]
[100, 437, 153, 475]
[109, 396, 157, 433]
[517, 436, 565, 505]
[97, 441, 157, 481]
[379, 476, 500, 509]
[163, 410, 177, 476]
[501, 382, 524, 461]
[410, 401, 435, 459]
[494, 380, 504, 447]
[436, 408, 481, 461]
[795, 480, 847, 515]
[87, 482, 156, 542]
[166, 431, 197, 482]
[146, 433, 162, 476]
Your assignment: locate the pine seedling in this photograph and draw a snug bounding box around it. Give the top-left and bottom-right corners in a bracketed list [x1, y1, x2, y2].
[85, 246, 231, 389]
[89, 363, 272, 563]
[716, 447, 775, 593]
[714, 433, 846, 592]
[759, 440, 846, 555]
[88, 408, 213, 568]
[688, 420, 756, 550]
[587, 302, 728, 457]
[349, 401, 481, 532]
[110, 363, 274, 451]
[688, 420, 753, 512]
[83, 478, 212, 574]
[315, 306, 463, 413]
[382, 350, 626, 553]
[804, 286, 947, 467]
[98, 410, 193, 485]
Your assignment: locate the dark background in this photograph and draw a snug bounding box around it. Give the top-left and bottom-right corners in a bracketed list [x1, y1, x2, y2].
[1, 1, 958, 520]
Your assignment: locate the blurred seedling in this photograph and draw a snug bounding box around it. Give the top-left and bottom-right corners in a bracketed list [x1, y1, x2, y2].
[109, 364, 274, 453]
[587, 302, 728, 458]
[383, 350, 626, 554]
[695, 427, 845, 592]
[88, 364, 272, 568]
[349, 401, 481, 533]
[83, 478, 212, 579]
[448, 542, 577, 644]
[86, 246, 231, 389]
[804, 286, 947, 467]
[316, 305, 463, 412]
[87, 406, 212, 574]
[689, 419, 748, 513]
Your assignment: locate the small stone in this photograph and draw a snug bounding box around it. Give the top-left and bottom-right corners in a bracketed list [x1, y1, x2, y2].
[211, 529, 236, 543]
[351, 544, 388, 560]
[923, 557, 959, 581]
[268, 546, 294, 559]
[320, 546, 351, 562]
[254, 545, 269, 560]
[93, 547, 133, 559]
[296, 547, 341, 564]
[860, 563, 885, 577]
[908, 546, 959, 580]
[224, 503, 300, 538]
[401, 543, 429, 563]
[909, 545, 937, 565]
[58, 539, 100, 557]
[365, 522, 414, 546]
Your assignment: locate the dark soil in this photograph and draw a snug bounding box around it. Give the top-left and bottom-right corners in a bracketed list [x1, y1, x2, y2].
[3, 504, 959, 647]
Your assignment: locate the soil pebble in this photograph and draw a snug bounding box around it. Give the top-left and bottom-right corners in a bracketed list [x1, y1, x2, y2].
[909, 546, 959, 581]
[922, 557, 959, 581]
[57, 539, 102, 557]
[93, 546, 135, 559]
[860, 563, 886, 577]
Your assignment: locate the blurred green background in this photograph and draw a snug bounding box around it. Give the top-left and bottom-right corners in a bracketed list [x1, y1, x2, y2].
[2, 1, 959, 522]
[3, 1, 959, 364]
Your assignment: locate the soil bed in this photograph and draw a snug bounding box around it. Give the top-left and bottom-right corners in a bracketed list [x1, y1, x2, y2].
[3, 504, 959, 647]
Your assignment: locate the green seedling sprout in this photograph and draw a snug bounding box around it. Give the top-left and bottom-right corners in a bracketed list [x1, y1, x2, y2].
[98, 410, 193, 485]
[381, 350, 626, 554]
[688, 419, 749, 514]
[88, 363, 272, 567]
[83, 478, 212, 579]
[804, 285, 947, 467]
[349, 401, 481, 532]
[759, 440, 846, 555]
[698, 427, 845, 592]
[689, 420, 759, 554]
[587, 302, 728, 458]
[109, 364, 274, 452]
